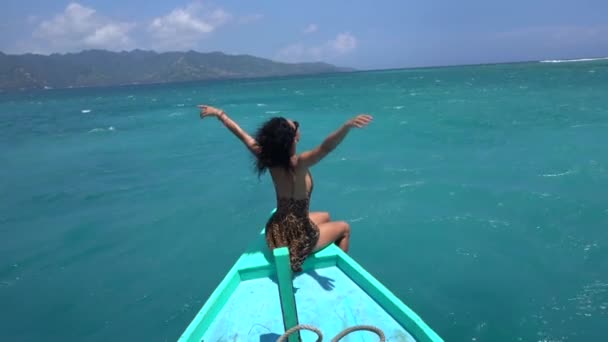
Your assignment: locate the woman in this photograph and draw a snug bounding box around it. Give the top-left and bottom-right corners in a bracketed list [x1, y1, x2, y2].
[198, 104, 372, 272]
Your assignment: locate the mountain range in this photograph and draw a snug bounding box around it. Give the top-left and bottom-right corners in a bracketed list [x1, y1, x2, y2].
[0, 49, 355, 91]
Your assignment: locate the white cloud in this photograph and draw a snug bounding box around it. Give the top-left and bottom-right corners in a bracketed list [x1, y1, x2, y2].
[84, 24, 133, 47]
[303, 24, 318, 34]
[32, 3, 135, 52]
[328, 32, 357, 53]
[276, 32, 358, 62]
[148, 3, 231, 50]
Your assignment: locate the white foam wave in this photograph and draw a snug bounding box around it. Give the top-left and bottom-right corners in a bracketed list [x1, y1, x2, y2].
[384, 167, 423, 174]
[569, 123, 608, 128]
[399, 181, 425, 188]
[176, 103, 185, 107]
[88, 126, 115, 133]
[81, 109, 91, 113]
[540, 57, 608, 63]
[393, 105, 404, 110]
[456, 248, 478, 259]
[169, 112, 184, 117]
[429, 215, 510, 229]
[568, 280, 608, 318]
[447, 99, 465, 104]
[540, 170, 575, 177]
[256, 103, 267, 107]
[265, 110, 280, 114]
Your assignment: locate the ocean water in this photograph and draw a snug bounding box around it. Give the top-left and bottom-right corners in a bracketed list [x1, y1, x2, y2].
[1, 60, 607, 342]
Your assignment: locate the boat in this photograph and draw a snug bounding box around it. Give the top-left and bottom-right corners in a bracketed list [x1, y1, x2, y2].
[178, 209, 443, 341]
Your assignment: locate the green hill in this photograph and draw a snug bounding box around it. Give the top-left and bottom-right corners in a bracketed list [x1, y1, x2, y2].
[0, 49, 354, 90]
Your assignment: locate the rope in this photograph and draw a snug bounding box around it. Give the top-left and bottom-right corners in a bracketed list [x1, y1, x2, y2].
[276, 324, 323, 342]
[276, 324, 385, 342]
[331, 325, 386, 342]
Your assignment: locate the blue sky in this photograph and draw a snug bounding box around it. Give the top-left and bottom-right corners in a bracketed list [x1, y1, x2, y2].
[2, 0, 607, 69]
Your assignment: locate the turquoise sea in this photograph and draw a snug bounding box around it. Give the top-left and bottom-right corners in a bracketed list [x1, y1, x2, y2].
[1, 60, 607, 342]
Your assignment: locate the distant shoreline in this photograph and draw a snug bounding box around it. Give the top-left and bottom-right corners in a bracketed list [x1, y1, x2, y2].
[1, 49, 606, 93]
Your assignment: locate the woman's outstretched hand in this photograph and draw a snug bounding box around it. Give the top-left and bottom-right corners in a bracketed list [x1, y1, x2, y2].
[198, 104, 224, 119]
[346, 114, 373, 128]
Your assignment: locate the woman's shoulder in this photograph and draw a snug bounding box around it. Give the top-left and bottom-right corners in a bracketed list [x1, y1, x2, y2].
[293, 156, 310, 172]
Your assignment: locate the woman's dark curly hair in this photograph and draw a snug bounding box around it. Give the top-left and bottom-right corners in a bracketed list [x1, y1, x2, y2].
[253, 117, 297, 178]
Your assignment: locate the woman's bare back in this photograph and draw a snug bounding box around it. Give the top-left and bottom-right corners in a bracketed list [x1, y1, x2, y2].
[269, 164, 314, 201]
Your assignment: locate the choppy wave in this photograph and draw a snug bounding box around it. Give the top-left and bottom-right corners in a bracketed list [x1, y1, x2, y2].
[383, 167, 423, 174]
[540, 170, 576, 177]
[88, 126, 115, 133]
[428, 214, 511, 229]
[570, 123, 608, 128]
[456, 247, 478, 258]
[568, 280, 608, 318]
[399, 181, 425, 188]
[540, 57, 608, 63]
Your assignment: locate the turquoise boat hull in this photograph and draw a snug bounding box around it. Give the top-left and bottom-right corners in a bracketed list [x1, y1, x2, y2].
[178, 209, 443, 341]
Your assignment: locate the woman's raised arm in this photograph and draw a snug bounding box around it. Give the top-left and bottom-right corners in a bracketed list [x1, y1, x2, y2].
[198, 104, 260, 155]
[297, 114, 373, 168]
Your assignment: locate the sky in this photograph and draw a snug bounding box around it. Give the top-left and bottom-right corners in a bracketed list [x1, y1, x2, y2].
[1, 0, 607, 70]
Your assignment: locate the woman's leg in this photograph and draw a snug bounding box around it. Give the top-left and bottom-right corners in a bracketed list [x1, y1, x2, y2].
[309, 211, 330, 226]
[313, 220, 351, 253]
